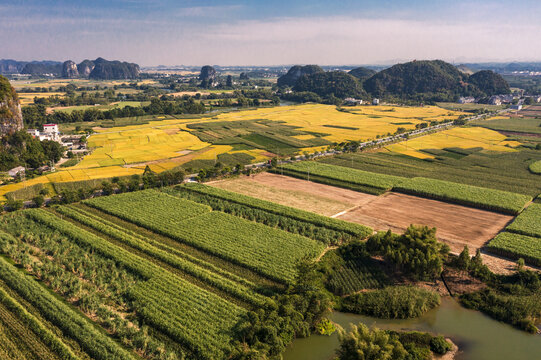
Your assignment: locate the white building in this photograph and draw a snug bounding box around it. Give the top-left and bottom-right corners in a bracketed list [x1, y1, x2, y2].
[458, 97, 476, 104]
[372, 98, 380, 105]
[344, 97, 363, 105]
[26, 124, 61, 143]
[510, 104, 522, 111]
[8, 166, 25, 178]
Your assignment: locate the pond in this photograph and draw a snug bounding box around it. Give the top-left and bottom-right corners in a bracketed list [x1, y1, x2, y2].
[283, 297, 541, 360]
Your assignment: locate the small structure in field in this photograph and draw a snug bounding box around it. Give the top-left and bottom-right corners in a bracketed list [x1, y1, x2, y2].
[372, 98, 380, 105]
[8, 166, 25, 178]
[458, 97, 476, 104]
[344, 97, 363, 105]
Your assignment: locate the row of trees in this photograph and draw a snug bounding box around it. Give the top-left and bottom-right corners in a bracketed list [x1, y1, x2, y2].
[23, 97, 206, 128]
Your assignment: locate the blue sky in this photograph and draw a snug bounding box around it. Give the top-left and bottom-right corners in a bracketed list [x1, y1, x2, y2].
[1, 0, 540, 66]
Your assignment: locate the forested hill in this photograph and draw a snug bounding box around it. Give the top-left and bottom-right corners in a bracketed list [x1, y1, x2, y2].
[348, 67, 376, 82]
[277, 65, 324, 87]
[88, 57, 140, 80]
[279, 60, 511, 102]
[363, 60, 510, 101]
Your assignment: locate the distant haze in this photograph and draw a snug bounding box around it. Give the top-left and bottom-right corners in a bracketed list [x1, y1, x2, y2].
[2, 0, 541, 66]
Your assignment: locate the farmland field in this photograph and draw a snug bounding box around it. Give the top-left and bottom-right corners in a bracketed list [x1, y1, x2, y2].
[321, 150, 541, 197]
[84, 189, 325, 283]
[210, 172, 378, 216]
[487, 232, 541, 267]
[384, 126, 521, 159]
[505, 204, 541, 238]
[277, 161, 531, 214]
[205, 173, 514, 255]
[0, 183, 332, 358]
[336, 192, 513, 254]
[1, 103, 466, 201]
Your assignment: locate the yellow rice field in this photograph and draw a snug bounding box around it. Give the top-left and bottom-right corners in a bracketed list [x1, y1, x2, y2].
[1, 104, 470, 201]
[384, 126, 521, 159]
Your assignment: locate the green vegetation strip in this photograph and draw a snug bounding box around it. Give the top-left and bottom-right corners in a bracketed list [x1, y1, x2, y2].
[529, 160, 541, 174]
[394, 177, 531, 215]
[487, 232, 541, 267]
[85, 190, 325, 284]
[24, 209, 245, 359]
[0, 240, 134, 360]
[180, 183, 373, 239]
[340, 286, 441, 319]
[0, 283, 79, 360]
[56, 205, 266, 307]
[506, 204, 541, 238]
[281, 161, 405, 192]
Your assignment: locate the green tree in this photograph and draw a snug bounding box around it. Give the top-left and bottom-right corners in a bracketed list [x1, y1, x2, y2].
[32, 195, 44, 208]
[337, 323, 407, 360]
[457, 245, 470, 270]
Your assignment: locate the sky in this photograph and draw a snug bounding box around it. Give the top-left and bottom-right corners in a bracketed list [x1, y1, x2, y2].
[1, 0, 540, 66]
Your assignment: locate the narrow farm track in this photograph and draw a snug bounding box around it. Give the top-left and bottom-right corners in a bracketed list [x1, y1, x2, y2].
[74, 203, 284, 290]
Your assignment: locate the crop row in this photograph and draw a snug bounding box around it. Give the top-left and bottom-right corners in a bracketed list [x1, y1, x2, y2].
[175, 183, 373, 240]
[327, 258, 390, 296]
[0, 242, 135, 360]
[0, 284, 78, 360]
[280, 161, 405, 192]
[505, 204, 541, 238]
[56, 205, 267, 307]
[85, 189, 212, 225]
[394, 177, 531, 215]
[85, 191, 325, 283]
[25, 209, 246, 359]
[486, 232, 541, 267]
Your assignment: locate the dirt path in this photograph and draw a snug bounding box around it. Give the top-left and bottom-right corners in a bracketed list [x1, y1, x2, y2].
[315, 246, 338, 262]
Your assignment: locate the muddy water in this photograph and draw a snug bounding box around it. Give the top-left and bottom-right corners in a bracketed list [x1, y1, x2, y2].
[283, 297, 541, 360]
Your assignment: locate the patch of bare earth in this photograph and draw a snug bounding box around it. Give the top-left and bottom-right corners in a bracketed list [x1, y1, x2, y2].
[210, 173, 378, 216]
[337, 192, 513, 254]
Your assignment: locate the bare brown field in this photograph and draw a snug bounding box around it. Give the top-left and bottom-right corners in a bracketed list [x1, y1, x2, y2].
[210, 173, 527, 274]
[210, 173, 377, 216]
[337, 192, 513, 254]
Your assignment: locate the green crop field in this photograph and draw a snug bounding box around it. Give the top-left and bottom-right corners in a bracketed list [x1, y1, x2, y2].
[506, 204, 541, 238]
[394, 177, 531, 215]
[278, 161, 406, 194]
[326, 257, 390, 296]
[0, 183, 338, 359]
[530, 160, 541, 174]
[471, 116, 541, 135]
[320, 150, 541, 197]
[487, 232, 541, 267]
[85, 189, 324, 283]
[171, 182, 373, 242]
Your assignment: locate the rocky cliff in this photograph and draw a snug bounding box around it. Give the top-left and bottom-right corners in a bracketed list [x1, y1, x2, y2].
[88, 58, 140, 80]
[62, 60, 79, 78]
[0, 75, 23, 136]
[77, 60, 95, 77]
[199, 65, 217, 82]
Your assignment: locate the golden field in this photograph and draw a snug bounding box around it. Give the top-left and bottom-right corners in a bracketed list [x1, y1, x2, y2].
[384, 126, 521, 159]
[1, 104, 469, 201]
